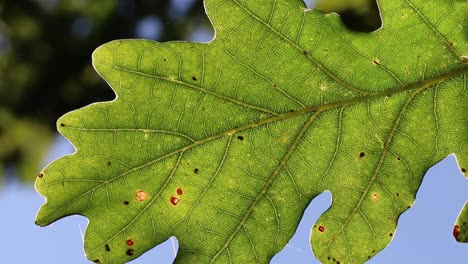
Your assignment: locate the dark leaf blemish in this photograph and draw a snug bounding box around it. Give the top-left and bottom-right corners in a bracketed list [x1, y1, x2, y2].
[170, 196, 180, 206]
[105, 244, 111, 251]
[454, 225, 460, 241]
[126, 249, 134, 256]
[176, 188, 183, 195]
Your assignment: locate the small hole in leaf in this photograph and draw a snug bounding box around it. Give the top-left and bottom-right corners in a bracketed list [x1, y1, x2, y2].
[194, 168, 199, 174]
[126, 239, 134, 246]
[359, 152, 365, 158]
[192, 76, 197, 81]
[123, 201, 130, 205]
[126, 249, 134, 256]
[105, 244, 111, 251]
[237, 135, 244, 141]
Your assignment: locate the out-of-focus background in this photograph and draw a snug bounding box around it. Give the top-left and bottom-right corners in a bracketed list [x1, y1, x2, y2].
[0, 0, 466, 263]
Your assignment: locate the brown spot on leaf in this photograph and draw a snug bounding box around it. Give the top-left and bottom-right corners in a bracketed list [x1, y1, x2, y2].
[123, 201, 129, 205]
[176, 188, 183, 196]
[135, 190, 148, 202]
[318, 225, 325, 232]
[372, 59, 380, 65]
[454, 225, 460, 241]
[38, 173, 44, 178]
[372, 193, 379, 201]
[237, 135, 244, 141]
[105, 244, 110, 251]
[194, 168, 199, 174]
[60, 123, 65, 127]
[126, 239, 134, 246]
[396, 156, 401, 161]
[170, 196, 180, 206]
[389, 233, 393, 237]
[359, 152, 365, 158]
[192, 76, 197, 81]
[462, 168, 466, 173]
[93, 260, 101, 263]
[462, 56, 468, 64]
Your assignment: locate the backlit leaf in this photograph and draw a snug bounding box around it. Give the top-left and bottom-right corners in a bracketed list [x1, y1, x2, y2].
[36, 0, 468, 263]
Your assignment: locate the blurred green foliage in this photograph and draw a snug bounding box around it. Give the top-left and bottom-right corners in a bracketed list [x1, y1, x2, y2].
[0, 0, 378, 184]
[316, 0, 381, 32]
[0, 0, 209, 183]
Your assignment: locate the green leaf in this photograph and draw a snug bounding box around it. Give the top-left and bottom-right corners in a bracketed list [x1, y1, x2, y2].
[36, 0, 468, 263]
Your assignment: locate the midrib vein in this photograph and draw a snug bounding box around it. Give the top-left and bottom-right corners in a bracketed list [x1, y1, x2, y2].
[50, 66, 466, 253]
[53, 66, 466, 221]
[207, 66, 467, 263]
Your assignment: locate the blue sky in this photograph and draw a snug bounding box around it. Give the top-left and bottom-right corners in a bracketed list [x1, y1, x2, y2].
[1, 135, 467, 263]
